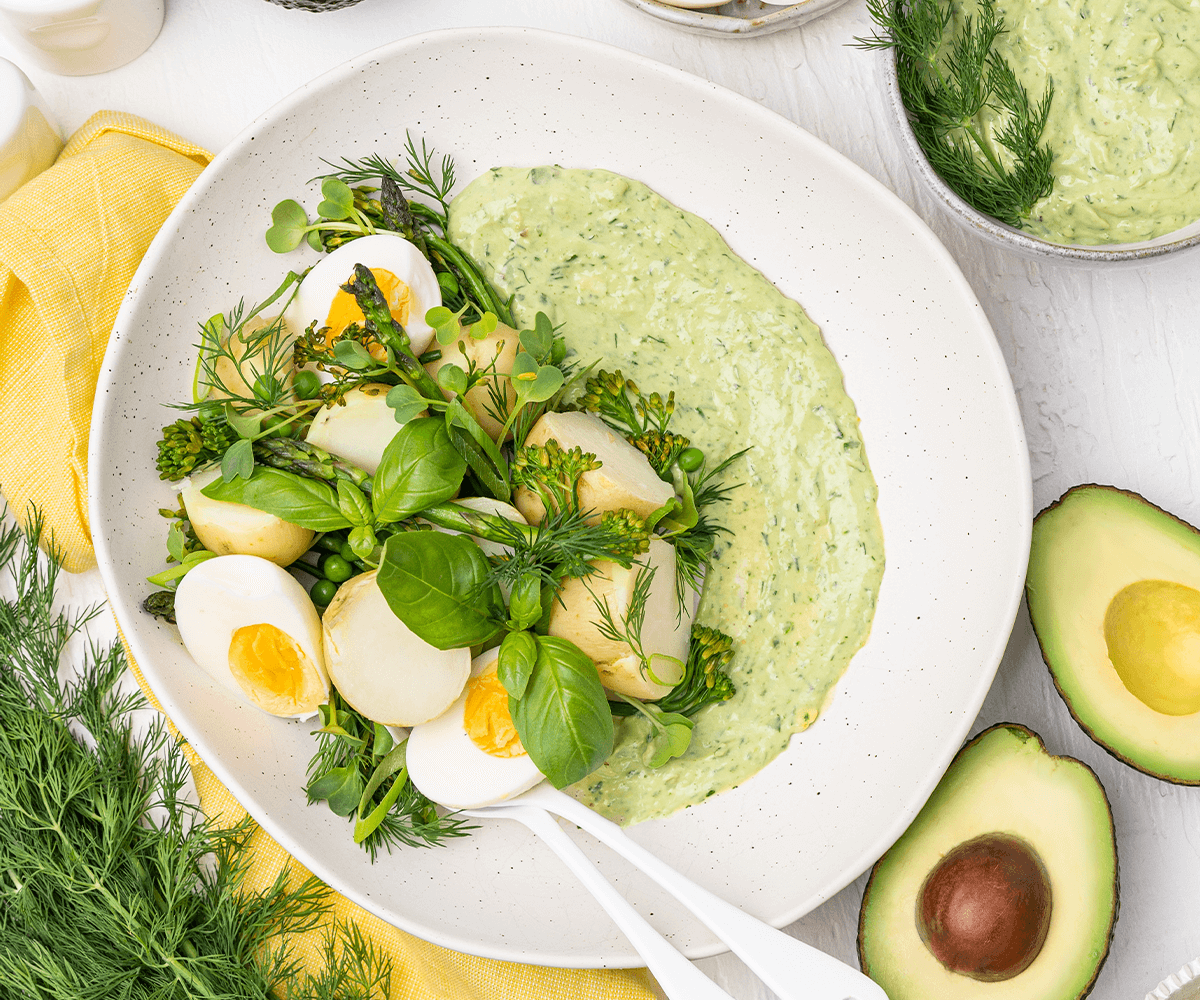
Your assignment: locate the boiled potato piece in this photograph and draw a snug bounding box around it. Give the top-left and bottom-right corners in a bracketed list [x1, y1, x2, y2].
[322, 570, 471, 726]
[549, 539, 692, 700]
[304, 383, 424, 475]
[181, 468, 314, 566]
[514, 411, 674, 524]
[424, 322, 519, 440]
[202, 314, 293, 406]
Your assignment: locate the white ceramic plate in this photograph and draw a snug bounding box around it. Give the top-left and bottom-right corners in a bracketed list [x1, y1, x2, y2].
[89, 27, 1031, 967]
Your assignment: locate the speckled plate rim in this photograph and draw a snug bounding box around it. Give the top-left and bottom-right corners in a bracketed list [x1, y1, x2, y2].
[617, 0, 849, 36]
[882, 51, 1200, 265]
[90, 26, 1031, 966]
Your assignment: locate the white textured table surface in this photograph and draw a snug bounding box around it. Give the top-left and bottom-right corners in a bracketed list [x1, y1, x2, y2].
[7, 2, 1199, 998]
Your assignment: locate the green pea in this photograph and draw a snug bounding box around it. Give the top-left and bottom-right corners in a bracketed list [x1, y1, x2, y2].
[261, 413, 297, 438]
[437, 271, 460, 297]
[311, 579, 337, 606]
[678, 447, 705, 473]
[293, 370, 321, 400]
[321, 554, 354, 584]
[339, 542, 357, 563]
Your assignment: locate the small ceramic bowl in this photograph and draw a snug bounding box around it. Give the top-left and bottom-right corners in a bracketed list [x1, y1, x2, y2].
[1146, 958, 1200, 1000]
[617, 0, 851, 36]
[883, 53, 1200, 265]
[0, 57, 61, 201]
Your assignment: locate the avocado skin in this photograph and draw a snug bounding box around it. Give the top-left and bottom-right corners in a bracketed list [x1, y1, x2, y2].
[857, 723, 1118, 1000]
[1028, 484, 1200, 784]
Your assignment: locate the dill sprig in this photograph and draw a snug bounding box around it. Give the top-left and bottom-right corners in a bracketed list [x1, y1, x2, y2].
[0, 515, 393, 998]
[305, 692, 474, 859]
[856, 0, 1054, 229]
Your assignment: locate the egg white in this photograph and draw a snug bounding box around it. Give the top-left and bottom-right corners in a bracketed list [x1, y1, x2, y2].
[406, 647, 545, 809]
[284, 233, 441, 355]
[174, 554, 329, 718]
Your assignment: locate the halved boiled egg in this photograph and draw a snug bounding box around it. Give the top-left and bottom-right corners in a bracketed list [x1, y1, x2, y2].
[174, 554, 329, 718]
[406, 647, 545, 809]
[284, 233, 440, 356]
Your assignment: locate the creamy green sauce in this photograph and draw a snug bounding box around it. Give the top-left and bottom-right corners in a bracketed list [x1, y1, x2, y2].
[449, 167, 884, 825]
[960, 0, 1200, 244]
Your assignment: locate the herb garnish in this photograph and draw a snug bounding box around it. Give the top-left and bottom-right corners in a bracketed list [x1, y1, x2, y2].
[856, 0, 1055, 229]
[0, 517, 393, 997]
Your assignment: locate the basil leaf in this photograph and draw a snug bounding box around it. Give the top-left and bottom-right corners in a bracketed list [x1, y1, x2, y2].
[510, 636, 613, 789]
[376, 531, 500, 650]
[507, 573, 542, 631]
[165, 522, 186, 563]
[371, 416, 466, 525]
[498, 630, 537, 699]
[336, 479, 371, 528]
[202, 467, 351, 530]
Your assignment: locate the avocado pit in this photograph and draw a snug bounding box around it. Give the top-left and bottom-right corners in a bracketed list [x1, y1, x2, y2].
[916, 832, 1052, 982]
[1104, 579, 1200, 716]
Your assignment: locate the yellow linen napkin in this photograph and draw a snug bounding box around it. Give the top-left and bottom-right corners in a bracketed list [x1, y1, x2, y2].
[2, 110, 658, 999]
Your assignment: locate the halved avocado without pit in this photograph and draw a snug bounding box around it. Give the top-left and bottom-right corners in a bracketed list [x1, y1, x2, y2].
[1028, 484, 1200, 783]
[858, 724, 1117, 1000]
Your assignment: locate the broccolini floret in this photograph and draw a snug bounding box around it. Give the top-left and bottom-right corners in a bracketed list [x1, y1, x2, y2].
[654, 624, 736, 717]
[510, 439, 601, 516]
[155, 416, 238, 481]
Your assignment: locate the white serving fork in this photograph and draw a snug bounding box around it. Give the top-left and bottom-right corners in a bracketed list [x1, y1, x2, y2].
[456, 782, 890, 1000]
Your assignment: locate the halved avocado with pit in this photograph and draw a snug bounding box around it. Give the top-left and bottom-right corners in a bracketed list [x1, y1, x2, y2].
[858, 724, 1117, 1000]
[1027, 484, 1200, 783]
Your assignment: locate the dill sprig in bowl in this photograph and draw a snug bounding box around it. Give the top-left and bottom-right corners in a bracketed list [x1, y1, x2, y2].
[862, 0, 1200, 265]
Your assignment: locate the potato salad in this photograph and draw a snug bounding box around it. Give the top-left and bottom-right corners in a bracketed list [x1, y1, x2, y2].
[145, 139, 741, 856]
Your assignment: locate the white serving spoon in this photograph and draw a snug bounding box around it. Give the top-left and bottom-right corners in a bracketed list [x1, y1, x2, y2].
[451, 782, 889, 1000]
[461, 800, 737, 1000]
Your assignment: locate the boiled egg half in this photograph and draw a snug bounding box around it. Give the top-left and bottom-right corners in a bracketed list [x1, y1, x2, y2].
[406, 647, 545, 809]
[174, 554, 329, 718]
[285, 233, 440, 356]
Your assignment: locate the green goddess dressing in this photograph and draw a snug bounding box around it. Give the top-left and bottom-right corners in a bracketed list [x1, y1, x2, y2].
[962, 0, 1200, 244]
[449, 167, 884, 825]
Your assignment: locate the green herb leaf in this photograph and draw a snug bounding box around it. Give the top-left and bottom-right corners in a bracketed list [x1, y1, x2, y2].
[444, 398, 510, 502]
[511, 351, 564, 405]
[353, 741, 409, 843]
[165, 521, 186, 562]
[333, 339, 374, 371]
[308, 764, 364, 816]
[427, 304, 467, 346]
[467, 311, 498, 341]
[220, 437, 255, 482]
[385, 383, 427, 424]
[265, 198, 309, 252]
[203, 466, 351, 530]
[336, 479, 372, 528]
[646, 718, 694, 768]
[376, 531, 501, 649]
[509, 635, 613, 788]
[507, 573, 543, 631]
[436, 362, 470, 397]
[348, 524, 378, 561]
[498, 630, 537, 699]
[145, 548, 216, 588]
[373, 722, 395, 758]
[318, 176, 356, 221]
[371, 415, 466, 524]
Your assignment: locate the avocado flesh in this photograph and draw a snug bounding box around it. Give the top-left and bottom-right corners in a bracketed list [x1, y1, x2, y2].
[1028, 484, 1200, 782]
[858, 725, 1117, 1000]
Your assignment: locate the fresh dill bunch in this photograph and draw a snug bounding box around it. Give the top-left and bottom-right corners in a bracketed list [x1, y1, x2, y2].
[855, 0, 1054, 229]
[155, 413, 238, 480]
[305, 692, 474, 859]
[0, 515, 394, 998]
[592, 563, 657, 667]
[511, 440, 602, 517]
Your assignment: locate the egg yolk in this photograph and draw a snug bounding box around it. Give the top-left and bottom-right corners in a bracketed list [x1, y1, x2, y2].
[464, 666, 526, 758]
[324, 268, 414, 357]
[228, 623, 324, 716]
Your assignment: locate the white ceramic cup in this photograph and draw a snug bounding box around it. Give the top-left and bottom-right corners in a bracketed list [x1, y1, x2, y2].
[0, 0, 164, 76]
[0, 56, 62, 201]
